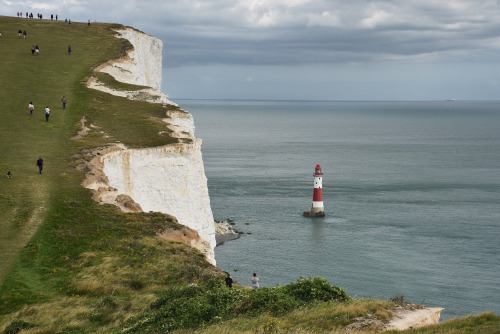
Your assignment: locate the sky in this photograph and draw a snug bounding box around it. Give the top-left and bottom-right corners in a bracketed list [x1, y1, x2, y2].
[3, 0, 500, 101]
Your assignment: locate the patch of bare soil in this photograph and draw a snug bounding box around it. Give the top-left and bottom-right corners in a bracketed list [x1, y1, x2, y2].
[346, 303, 443, 332]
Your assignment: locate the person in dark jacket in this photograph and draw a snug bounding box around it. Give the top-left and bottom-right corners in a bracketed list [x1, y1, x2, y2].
[36, 157, 43, 175]
[225, 274, 233, 288]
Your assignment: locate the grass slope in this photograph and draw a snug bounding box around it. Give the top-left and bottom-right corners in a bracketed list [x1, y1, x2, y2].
[0, 15, 497, 334]
[0, 16, 179, 283]
[0, 15, 218, 332]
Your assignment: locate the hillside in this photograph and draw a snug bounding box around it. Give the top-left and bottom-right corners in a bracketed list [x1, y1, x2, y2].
[0, 15, 498, 333]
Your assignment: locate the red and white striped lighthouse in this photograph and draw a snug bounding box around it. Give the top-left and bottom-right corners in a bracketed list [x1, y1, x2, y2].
[304, 164, 325, 217]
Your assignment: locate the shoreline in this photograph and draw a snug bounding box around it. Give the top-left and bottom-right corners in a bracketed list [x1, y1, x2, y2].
[214, 220, 241, 246]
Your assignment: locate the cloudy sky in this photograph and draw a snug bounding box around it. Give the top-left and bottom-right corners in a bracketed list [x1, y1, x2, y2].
[3, 0, 500, 100]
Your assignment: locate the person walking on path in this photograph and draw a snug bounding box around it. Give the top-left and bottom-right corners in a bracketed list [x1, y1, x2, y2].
[29, 102, 34, 115]
[67, 45, 71, 55]
[45, 106, 50, 121]
[61, 96, 66, 109]
[225, 274, 233, 288]
[251, 273, 260, 290]
[36, 157, 43, 175]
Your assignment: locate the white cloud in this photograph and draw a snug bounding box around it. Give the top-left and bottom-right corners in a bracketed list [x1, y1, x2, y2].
[361, 9, 392, 28]
[306, 11, 341, 28]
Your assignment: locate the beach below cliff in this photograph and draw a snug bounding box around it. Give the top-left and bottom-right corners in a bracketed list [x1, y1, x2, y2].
[215, 220, 241, 246]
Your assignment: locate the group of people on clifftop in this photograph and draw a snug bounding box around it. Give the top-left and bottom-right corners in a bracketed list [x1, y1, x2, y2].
[15, 11, 91, 26]
[27, 97, 67, 121]
[17, 11, 59, 21]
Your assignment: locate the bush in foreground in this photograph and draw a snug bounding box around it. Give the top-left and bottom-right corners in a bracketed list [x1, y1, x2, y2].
[123, 277, 350, 333]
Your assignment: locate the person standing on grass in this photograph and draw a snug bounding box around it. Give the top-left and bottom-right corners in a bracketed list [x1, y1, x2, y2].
[67, 45, 71, 55]
[35, 45, 39, 55]
[18, 29, 22, 38]
[36, 157, 43, 175]
[45, 106, 50, 121]
[23, 30, 26, 38]
[29, 102, 34, 115]
[225, 274, 233, 288]
[251, 273, 260, 290]
[61, 96, 66, 109]
[31, 45, 35, 55]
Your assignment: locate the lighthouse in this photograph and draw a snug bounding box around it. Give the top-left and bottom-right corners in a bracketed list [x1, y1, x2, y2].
[303, 164, 325, 217]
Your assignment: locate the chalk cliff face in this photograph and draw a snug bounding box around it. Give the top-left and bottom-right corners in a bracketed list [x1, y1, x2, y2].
[101, 142, 216, 261]
[85, 28, 216, 264]
[100, 29, 163, 90]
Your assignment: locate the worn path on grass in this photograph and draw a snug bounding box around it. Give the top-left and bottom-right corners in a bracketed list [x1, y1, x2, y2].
[0, 182, 50, 283]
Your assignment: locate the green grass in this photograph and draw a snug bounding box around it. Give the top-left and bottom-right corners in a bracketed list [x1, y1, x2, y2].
[171, 304, 499, 334]
[93, 72, 149, 92]
[0, 16, 179, 283]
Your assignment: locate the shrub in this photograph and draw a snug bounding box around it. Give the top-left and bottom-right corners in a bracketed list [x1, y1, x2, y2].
[284, 277, 351, 302]
[126, 282, 246, 333]
[262, 317, 280, 334]
[235, 287, 299, 316]
[389, 295, 405, 303]
[124, 277, 351, 332]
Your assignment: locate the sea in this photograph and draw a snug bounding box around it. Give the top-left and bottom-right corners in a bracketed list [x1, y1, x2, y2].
[178, 99, 500, 320]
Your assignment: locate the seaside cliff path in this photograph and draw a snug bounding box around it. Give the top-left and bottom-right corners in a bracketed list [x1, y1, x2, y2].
[0, 176, 50, 284]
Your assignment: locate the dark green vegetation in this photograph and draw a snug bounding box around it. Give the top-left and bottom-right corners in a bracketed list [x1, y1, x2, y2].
[0, 15, 498, 333]
[125, 277, 350, 333]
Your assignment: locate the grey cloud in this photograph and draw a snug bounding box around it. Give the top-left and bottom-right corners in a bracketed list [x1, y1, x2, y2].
[130, 0, 499, 68]
[4, 0, 500, 68]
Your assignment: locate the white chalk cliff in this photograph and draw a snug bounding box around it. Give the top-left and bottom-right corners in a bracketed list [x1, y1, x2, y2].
[85, 28, 216, 264]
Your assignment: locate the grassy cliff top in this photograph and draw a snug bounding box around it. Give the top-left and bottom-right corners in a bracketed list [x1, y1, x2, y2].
[0, 15, 181, 281]
[0, 15, 221, 332]
[0, 15, 497, 333]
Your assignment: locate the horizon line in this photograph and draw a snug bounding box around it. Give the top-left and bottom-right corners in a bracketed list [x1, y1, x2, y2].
[170, 98, 500, 103]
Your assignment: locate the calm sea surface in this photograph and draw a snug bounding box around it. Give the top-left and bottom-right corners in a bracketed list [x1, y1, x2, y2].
[179, 100, 500, 320]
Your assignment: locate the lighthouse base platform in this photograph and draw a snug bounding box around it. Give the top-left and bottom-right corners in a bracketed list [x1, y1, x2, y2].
[303, 211, 325, 217]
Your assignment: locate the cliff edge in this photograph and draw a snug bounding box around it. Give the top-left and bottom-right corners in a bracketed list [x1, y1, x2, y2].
[83, 28, 216, 264]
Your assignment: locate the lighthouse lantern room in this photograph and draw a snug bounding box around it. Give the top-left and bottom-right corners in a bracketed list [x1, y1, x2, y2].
[303, 164, 325, 217]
